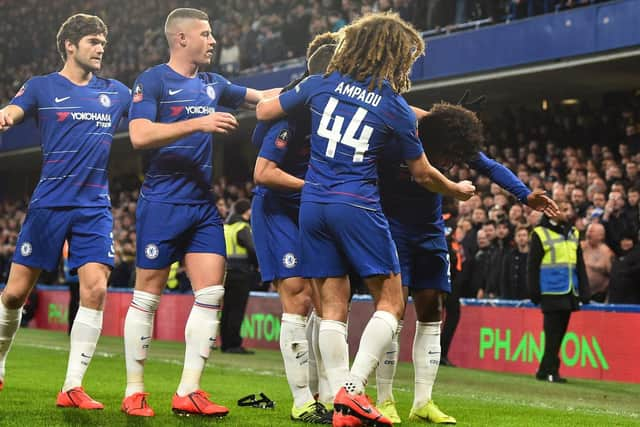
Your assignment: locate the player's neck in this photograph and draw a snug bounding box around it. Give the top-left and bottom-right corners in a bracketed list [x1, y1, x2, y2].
[59, 62, 93, 86]
[167, 57, 199, 78]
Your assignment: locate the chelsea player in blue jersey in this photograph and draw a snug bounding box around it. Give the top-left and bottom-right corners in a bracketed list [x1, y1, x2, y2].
[257, 13, 475, 427]
[252, 39, 337, 424]
[0, 14, 130, 409]
[121, 8, 279, 418]
[374, 102, 559, 424]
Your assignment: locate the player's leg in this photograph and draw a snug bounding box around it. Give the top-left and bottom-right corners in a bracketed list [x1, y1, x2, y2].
[308, 280, 333, 406]
[171, 202, 228, 416]
[174, 251, 227, 416]
[57, 207, 115, 409]
[121, 266, 167, 416]
[299, 202, 352, 404]
[0, 264, 40, 390]
[376, 219, 411, 423]
[122, 199, 181, 416]
[277, 277, 331, 423]
[408, 249, 456, 424]
[330, 206, 401, 426]
[2, 207, 67, 391]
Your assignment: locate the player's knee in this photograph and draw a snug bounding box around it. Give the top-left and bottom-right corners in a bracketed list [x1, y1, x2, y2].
[1, 291, 27, 309]
[81, 281, 107, 308]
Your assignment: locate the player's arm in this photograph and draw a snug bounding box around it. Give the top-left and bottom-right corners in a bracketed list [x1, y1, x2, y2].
[469, 151, 558, 216]
[406, 153, 475, 201]
[129, 114, 238, 150]
[241, 87, 282, 110]
[256, 75, 316, 121]
[254, 157, 304, 191]
[0, 105, 25, 132]
[410, 105, 429, 120]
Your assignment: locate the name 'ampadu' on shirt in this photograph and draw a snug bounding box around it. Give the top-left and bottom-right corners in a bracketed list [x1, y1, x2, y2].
[333, 82, 382, 107]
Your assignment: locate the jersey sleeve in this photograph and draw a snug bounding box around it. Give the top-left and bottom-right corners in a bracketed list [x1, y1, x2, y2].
[469, 151, 531, 203]
[390, 98, 424, 160]
[217, 75, 248, 110]
[9, 77, 41, 118]
[114, 80, 132, 117]
[252, 120, 272, 148]
[279, 75, 319, 113]
[257, 119, 291, 165]
[129, 70, 162, 121]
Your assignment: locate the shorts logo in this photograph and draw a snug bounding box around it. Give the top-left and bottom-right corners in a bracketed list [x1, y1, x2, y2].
[145, 244, 159, 260]
[20, 242, 32, 257]
[282, 252, 297, 269]
[206, 86, 216, 100]
[99, 93, 111, 108]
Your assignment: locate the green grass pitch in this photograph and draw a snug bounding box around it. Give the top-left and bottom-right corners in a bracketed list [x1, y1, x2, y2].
[0, 328, 638, 426]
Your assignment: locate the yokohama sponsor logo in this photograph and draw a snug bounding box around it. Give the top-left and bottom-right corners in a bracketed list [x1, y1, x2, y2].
[70, 112, 112, 121]
[56, 111, 112, 127]
[170, 106, 215, 116]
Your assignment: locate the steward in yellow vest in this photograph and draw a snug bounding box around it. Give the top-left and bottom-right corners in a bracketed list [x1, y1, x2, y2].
[528, 201, 589, 383]
[221, 199, 258, 354]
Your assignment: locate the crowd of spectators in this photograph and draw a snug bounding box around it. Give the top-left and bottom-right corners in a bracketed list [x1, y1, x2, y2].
[1, 95, 640, 304]
[0, 0, 612, 105]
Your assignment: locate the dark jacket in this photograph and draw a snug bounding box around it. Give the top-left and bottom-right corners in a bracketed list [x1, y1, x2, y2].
[527, 217, 590, 312]
[608, 246, 640, 304]
[500, 247, 529, 299]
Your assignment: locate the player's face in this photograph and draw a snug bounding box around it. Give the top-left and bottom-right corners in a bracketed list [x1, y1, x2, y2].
[68, 33, 107, 72]
[185, 19, 216, 66]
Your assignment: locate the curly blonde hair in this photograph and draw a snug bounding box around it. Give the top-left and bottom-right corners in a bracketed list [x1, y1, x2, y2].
[326, 12, 424, 93]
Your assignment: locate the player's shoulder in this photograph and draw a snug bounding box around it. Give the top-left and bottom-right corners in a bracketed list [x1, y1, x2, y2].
[95, 76, 130, 94]
[200, 72, 233, 86]
[136, 64, 169, 81]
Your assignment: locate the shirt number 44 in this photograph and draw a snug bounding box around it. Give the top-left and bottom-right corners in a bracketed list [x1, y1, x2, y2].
[318, 97, 373, 163]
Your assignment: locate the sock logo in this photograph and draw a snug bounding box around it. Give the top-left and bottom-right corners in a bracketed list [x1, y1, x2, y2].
[140, 336, 151, 340]
[80, 353, 92, 358]
[427, 350, 441, 355]
[295, 351, 308, 359]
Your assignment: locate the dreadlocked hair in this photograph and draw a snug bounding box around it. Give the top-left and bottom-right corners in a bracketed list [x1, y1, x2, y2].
[419, 103, 485, 162]
[326, 12, 424, 93]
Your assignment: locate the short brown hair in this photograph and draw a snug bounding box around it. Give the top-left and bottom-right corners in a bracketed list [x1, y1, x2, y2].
[56, 14, 108, 62]
[165, 8, 209, 35]
[326, 12, 424, 93]
[306, 32, 338, 59]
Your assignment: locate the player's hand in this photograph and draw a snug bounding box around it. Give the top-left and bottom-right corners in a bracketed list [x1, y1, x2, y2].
[527, 189, 559, 217]
[0, 109, 14, 132]
[453, 180, 476, 201]
[197, 112, 238, 134]
[456, 90, 487, 111]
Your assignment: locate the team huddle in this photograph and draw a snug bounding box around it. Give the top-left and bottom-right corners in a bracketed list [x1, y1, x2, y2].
[0, 8, 557, 427]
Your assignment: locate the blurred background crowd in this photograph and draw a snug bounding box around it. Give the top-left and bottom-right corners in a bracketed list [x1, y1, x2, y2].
[0, 0, 611, 105]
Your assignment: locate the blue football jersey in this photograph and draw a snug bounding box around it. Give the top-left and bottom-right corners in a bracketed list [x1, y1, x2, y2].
[129, 64, 247, 204]
[279, 71, 424, 211]
[252, 109, 311, 206]
[10, 73, 130, 208]
[379, 149, 532, 240]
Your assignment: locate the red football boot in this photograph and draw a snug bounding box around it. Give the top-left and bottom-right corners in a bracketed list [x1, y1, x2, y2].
[121, 392, 155, 417]
[333, 387, 392, 427]
[56, 387, 104, 410]
[171, 390, 229, 417]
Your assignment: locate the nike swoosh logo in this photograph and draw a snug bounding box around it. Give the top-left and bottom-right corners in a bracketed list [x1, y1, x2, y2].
[168, 89, 183, 95]
[81, 352, 91, 358]
[140, 336, 151, 340]
[350, 397, 373, 414]
[208, 337, 216, 342]
[55, 96, 70, 103]
[428, 351, 441, 355]
[295, 351, 308, 359]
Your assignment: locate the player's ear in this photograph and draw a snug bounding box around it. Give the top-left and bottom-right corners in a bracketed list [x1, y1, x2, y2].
[64, 39, 76, 58]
